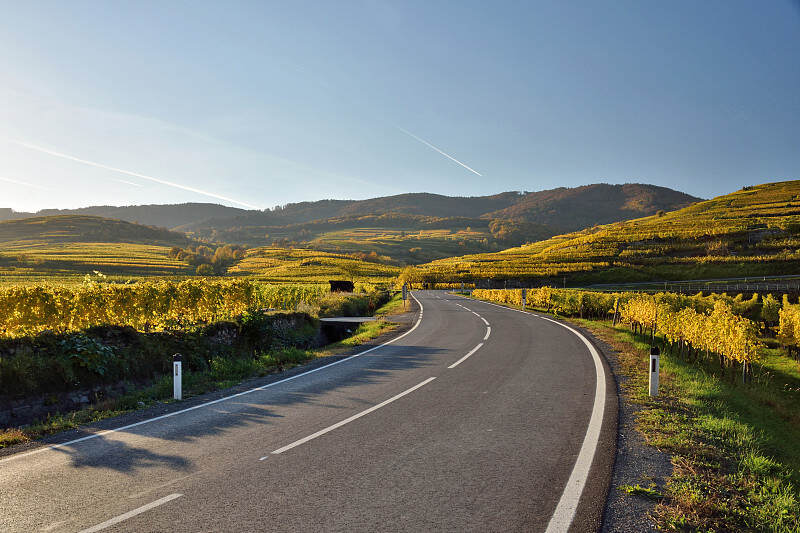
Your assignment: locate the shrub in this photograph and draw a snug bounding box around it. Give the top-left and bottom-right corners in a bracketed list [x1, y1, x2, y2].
[196, 263, 214, 276]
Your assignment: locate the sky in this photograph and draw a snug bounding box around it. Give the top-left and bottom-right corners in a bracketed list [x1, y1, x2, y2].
[1, 0, 798, 212]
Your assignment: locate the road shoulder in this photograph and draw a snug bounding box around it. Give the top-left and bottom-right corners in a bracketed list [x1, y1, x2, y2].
[567, 321, 672, 533]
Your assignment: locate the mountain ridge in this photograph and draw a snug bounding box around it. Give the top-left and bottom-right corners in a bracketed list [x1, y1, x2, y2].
[0, 183, 702, 235]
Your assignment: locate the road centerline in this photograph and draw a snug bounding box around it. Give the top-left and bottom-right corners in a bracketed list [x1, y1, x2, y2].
[454, 293, 608, 533]
[77, 493, 183, 533]
[270, 377, 437, 455]
[447, 342, 484, 369]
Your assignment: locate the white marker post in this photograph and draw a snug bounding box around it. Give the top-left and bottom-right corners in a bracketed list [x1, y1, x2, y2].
[173, 353, 182, 400]
[402, 282, 408, 310]
[648, 346, 660, 396]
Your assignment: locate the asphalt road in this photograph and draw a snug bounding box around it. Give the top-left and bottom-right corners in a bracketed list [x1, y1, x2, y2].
[0, 291, 617, 533]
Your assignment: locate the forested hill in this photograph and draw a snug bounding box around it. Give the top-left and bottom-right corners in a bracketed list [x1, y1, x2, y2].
[182, 183, 700, 234]
[482, 183, 700, 231]
[0, 183, 700, 234]
[0, 203, 248, 230]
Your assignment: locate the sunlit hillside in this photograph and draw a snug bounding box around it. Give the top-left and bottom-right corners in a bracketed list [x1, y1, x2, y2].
[0, 215, 194, 285]
[227, 246, 400, 283]
[214, 214, 556, 263]
[418, 180, 800, 284]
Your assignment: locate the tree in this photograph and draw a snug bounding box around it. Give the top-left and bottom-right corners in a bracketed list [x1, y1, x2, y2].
[196, 263, 214, 276]
[397, 265, 421, 288]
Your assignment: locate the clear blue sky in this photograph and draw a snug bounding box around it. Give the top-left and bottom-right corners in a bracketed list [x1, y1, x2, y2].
[1, 0, 798, 211]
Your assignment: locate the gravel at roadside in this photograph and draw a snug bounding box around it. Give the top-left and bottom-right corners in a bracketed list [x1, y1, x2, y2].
[592, 334, 673, 532]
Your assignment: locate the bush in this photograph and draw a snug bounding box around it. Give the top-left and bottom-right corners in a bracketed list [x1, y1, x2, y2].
[0, 312, 319, 401]
[196, 263, 214, 276]
[317, 291, 390, 317]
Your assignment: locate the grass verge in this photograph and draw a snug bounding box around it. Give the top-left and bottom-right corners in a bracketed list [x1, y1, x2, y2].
[375, 291, 409, 317]
[573, 318, 800, 532]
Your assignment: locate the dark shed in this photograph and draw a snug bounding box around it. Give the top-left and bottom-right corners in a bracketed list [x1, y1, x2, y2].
[329, 280, 355, 293]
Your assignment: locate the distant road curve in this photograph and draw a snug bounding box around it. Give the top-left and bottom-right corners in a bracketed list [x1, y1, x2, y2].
[0, 291, 617, 533]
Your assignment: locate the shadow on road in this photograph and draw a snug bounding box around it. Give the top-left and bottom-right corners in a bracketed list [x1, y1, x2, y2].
[52, 436, 190, 473]
[47, 342, 449, 473]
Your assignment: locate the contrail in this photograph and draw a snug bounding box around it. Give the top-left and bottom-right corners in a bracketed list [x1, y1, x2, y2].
[10, 139, 261, 209]
[0, 175, 49, 191]
[109, 178, 143, 188]
[398, 127, 482, 176]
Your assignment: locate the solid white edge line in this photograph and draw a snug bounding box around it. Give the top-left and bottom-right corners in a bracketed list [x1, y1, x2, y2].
[77, 493, 182, 533]
[484, 327, 491, 341]
[271, 377, 437, 454]
[447, 342, 484, 369]
[0, 294, 427, 465]
[454, 294, 606, 533]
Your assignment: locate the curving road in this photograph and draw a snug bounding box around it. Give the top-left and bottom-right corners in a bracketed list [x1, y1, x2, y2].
[0, 291, 617, 532]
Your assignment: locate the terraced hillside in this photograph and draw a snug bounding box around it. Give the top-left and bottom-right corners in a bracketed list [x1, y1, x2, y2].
[0, 215, 409, 286]
[2, 184, 699, 267]
[228, 247, 400, 284]
[210, 213, 556, 263]
[0, 215, 194, 285]
[418, 180, 800, 284]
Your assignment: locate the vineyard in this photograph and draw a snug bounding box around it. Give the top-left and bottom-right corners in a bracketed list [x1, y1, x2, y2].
[420, 180, 800, 284]
[0, 242, 192, 286]
[0, 279, 342, 337]
[471, 287, 800, 378]
[228, 246, 400, 283]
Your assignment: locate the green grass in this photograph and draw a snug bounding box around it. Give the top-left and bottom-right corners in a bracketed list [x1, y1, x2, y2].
[574, 319, 800, 532]
[619, 483, 665, 501]
[0, 214, 195, 285]
[374, 292, 408, 317]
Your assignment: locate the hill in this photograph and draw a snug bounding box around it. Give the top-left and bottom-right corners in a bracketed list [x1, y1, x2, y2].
[179, 184, 699, 263]
[0, 203, 248, 230]
[228, 247, 400, 284]
[0, 215, 401, 286]
[197, 213, 556, 264]
[0, 215, 194, 284]
[0, 183, 701, 277]
[2, 182, 698, 234]
[182, 184, 698, 233]
[482, 183, 699, 231]
[417, 180, 800, 284]
[0, 215, 193, 245]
